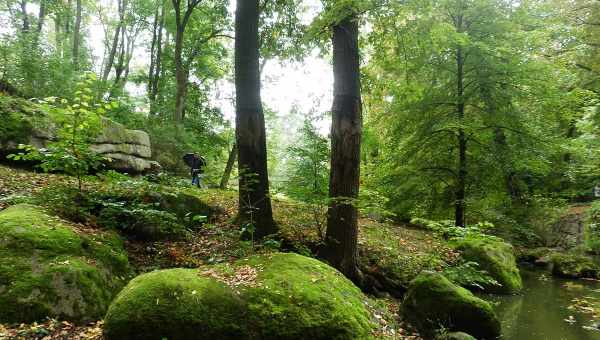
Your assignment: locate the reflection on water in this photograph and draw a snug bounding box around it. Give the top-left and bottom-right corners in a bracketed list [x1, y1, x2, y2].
[487, 266, 600, 340]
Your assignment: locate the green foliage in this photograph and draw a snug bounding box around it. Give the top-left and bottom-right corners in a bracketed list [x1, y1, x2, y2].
[443, 261, 501, 292]
[32, 175, 215, 240]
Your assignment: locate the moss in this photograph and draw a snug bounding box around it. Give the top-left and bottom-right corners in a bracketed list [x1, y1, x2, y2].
[104, 253, 375, 340]
[402, 272, 501, 340]
[104, 269, 246, 340]
[0, 204, 132, 323]
[0, 95, 34, 146]
[452, 238, 522, 294]
[437, 332, 477, 340]
[550, 253, 599, 279]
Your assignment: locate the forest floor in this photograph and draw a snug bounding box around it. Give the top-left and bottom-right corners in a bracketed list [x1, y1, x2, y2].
[0, 164, 460, 339]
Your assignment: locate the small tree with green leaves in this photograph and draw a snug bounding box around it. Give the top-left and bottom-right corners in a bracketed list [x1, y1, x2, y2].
[284, 117, 330, 240]
[9, 73, 106, 192]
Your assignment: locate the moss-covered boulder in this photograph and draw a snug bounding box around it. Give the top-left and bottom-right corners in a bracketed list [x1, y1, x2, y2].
[0, 204, 131, 323]
[550, 253, 599, 279]
[453, 238, 522, 294]
[104, 253, 375, 340]
[159, 192, 212, 225]
[402, 272, 501, 340]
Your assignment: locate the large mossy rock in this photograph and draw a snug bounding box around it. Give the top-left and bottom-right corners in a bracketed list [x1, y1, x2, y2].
[104, 253, 375, 340]
[550, 253, 599, 279]
[453, 238, 522, 294]
[402, 272, 501, 340]
[0, 204, 132, 323]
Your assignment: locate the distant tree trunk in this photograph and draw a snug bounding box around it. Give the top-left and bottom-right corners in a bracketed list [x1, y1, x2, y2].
[72, 0, 82, 70]
[454, 35, 467, 227]
[235, 0, 276, 238]
[322, 15, 362, 282]
[65, 0, 72, 34]
[20, 0, 30, 33]
[173, 26, 187, 122]
[37, 0, 46, 33]
[171, 0, 202, 123]
[101, 0, 124, 85]
[148, 6, 159, 94]
[220, 142, 237, 189]
[150, 3, 164, 109]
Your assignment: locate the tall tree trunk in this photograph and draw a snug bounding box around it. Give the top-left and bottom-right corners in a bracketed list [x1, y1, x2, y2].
[235, 0, 276, 239]
[150, 3, 164, 111]
[220, 142, 237, 189]
[72, 0, 82, 70]
[148, 6, 159, 95]
[173, 25, 187, 122]
[323, 15, 362, 282]
[65, 0, 72, 34]
[455, 44, 467, 227]
[101, 0, 124, 85]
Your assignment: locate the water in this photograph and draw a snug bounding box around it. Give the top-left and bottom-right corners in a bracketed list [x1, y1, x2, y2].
[488, 266, 600, 340]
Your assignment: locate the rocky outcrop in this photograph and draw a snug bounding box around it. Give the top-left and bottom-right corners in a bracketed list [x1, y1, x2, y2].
[0, 95, 159, 173]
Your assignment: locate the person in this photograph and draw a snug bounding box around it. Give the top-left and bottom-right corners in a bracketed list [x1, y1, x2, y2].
[183, 153, 206, 188]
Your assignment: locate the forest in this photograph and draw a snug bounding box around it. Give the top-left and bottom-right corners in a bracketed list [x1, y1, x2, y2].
[0, 0, 599, 339]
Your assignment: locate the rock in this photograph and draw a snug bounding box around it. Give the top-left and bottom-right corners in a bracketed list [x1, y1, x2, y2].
[0, 204, 131, 323]
[437, 332, 477, 340]
[453, 238, 522, 294]
[402, 272, 501, 340]
[550, 253, 599, 279]
[104, 253, 374, 340]
[0, 94, 159, 173]
[517, 247, 553, 267]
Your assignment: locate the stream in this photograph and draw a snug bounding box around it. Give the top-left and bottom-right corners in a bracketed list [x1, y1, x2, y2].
[488, 265, 600, 340]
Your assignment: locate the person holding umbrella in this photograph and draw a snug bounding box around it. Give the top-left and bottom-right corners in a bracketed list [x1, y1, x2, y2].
[183, 153, 206, 188]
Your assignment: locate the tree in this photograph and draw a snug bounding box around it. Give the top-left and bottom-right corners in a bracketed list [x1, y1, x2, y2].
[322, 12, 363, 281]
[235, 0, 276, 239]
[363, 0, 570, 226]
[171, 0, 227, 123]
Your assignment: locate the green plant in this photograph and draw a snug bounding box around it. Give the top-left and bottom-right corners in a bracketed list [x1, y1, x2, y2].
[443, 261, 501, 291]
[8, 73, 106, 191]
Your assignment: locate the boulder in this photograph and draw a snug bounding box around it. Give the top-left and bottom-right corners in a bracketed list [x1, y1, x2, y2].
[550, 253, 599, 279]
[0, 204, 131, 323]
[104, 253, 374, 340]
[437, 332, 477, 340]
[453, 238, 522, 294]
[0, 94, 159, 173]
[402, 272, 501, 340]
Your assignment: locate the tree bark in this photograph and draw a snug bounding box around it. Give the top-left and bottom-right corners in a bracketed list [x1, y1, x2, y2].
[72, 0, 82, 70]
[235, 0, 276, 239]
[454, 43, 467, 227]
[323, 15, 362, 282]
[220, 142, 237, 189]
